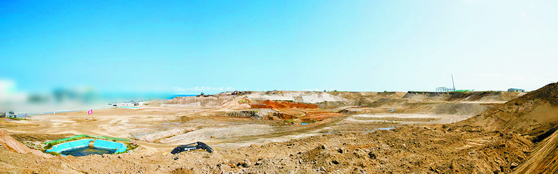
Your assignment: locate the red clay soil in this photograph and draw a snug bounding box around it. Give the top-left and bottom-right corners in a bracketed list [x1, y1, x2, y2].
[250, 100, 319, 109]
[303, 111, 343, 121]
[248, 103, 273, 109]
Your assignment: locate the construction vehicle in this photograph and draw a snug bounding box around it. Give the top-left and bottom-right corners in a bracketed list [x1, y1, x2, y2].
[171, 142, 213, 154]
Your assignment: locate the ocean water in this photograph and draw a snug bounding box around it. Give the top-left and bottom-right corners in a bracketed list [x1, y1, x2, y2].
[12, 93, 200, 116]
[168, 94, 197, 99]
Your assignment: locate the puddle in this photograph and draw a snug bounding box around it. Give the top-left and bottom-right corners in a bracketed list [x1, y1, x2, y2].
[162, 122, 181, 125]
[364, 127, 395, 133]
[301, 119, 316, 125]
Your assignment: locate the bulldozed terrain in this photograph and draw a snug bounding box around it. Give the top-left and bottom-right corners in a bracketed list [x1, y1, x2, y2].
[2, 86, 558, 173]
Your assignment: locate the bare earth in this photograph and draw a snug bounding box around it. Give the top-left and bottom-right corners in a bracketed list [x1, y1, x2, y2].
[1, 89, 556, 173]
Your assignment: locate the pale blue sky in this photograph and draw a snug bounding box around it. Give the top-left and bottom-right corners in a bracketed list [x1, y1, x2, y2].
[0, 0, 556, 94]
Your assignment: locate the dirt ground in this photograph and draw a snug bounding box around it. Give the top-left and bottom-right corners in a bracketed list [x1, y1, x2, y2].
[1, 88, 556, 173]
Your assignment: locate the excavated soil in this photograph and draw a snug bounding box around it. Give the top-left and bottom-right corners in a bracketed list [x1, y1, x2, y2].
[0, 125, 534, 173]
[461, 83, 558, 173]
[0, 85, 557, 173]
[250, 100, 319, 109]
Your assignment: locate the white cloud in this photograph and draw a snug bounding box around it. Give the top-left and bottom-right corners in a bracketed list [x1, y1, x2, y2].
[521, 12, 526, 16]
[0, 79, 28, 102]
[532, 4, 535, 7]
[0, 79, 16, 95]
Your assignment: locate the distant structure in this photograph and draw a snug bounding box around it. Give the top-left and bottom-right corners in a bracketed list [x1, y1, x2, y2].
[436, 87, 455, 92]
[436, 74, 456, 92]
[452, 74, 456, 90]
[508, 88, 525, 92]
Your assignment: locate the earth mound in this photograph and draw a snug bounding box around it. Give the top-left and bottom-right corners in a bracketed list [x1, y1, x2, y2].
[461, 82, 558, 173]
[463, 82, 558, 139]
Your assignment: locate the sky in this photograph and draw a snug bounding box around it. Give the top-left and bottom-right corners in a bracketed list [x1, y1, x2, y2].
[1, 0, 557, 95]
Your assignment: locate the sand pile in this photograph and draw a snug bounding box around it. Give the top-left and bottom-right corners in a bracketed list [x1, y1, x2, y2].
[460, 82, 558, 173]
[514, 128, 558, 173]
[463, 82, 558, 139]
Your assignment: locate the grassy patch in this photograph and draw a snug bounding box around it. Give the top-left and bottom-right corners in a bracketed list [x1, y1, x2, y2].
[43, 144, 54, 152]
[126, 142, 140, 151]
[47, 151, 60, 155]
[8, 117, 27, 121]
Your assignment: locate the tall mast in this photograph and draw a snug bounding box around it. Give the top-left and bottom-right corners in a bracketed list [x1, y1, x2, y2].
[451, 74, 455, 91]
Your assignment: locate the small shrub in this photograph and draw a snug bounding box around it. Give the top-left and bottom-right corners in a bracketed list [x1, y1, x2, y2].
[127, 143, 139, 150]
[44, 144, 53, 151]
[48, 151, 60, 156]
[8, 117, 27, 121]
